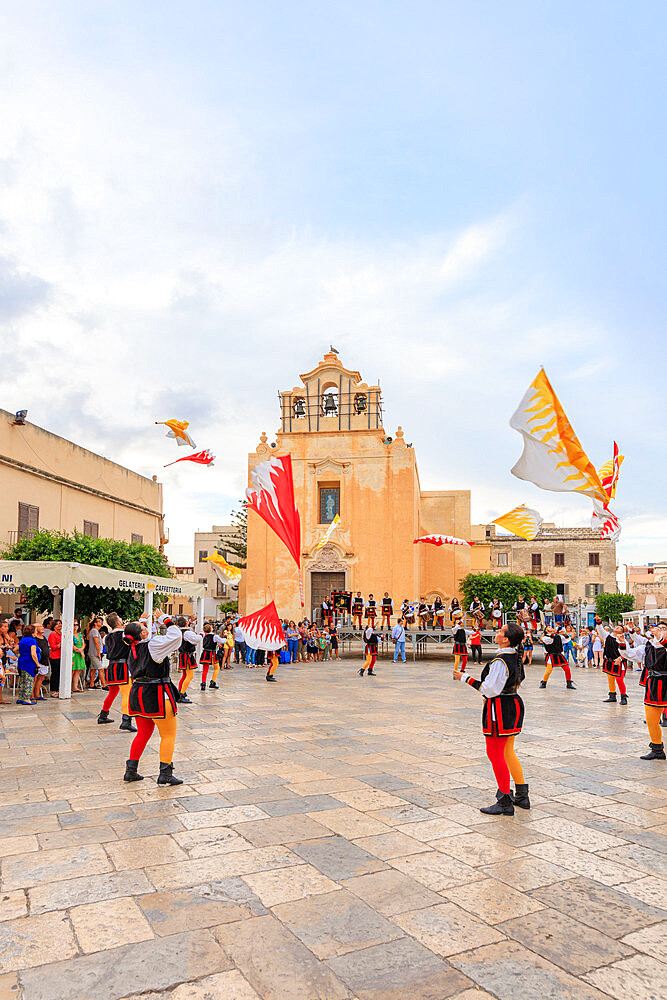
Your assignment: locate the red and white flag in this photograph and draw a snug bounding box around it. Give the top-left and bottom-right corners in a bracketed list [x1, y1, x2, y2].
[164, 449, 215, 468]
[245, 455, 301, 568]
[237, 600, 285, 651]
[413, 534, 472, 547]
[591, 500, 621, 542]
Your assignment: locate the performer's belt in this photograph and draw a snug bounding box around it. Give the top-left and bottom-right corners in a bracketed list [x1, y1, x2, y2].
[108, 658, 129, 665]
[132, 675, 170, 685]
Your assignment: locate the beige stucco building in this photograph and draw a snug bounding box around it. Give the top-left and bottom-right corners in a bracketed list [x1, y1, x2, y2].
[626, 563, 667, 611]
[194, 525, 241, 617]
[0, 407, 165, 613]
[243, 352, 473, 620]
[471, 522, 618, 602]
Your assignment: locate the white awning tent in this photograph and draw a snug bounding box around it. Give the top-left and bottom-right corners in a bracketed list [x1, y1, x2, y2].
[0, 561, 206, 700]
[622, 608, 667, 631]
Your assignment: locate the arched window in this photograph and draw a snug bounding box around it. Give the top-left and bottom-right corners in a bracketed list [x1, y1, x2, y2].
[321, 385, 338, 416]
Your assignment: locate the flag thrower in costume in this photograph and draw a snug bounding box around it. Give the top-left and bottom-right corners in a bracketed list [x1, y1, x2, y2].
[237, 601, 285, 651]
[155, 419, 196, 448]
[492, 505, 543, 542]
[413, 535, 472, 547]
[315, 514, 341, 552]
[204, 551, 242, 583]
[164, 449, 215, 468]
[510, 369, 609, 503]
[245, 454, 303, 605]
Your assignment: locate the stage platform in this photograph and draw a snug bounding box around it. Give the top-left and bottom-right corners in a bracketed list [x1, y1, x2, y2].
[337, 627, 504, 661]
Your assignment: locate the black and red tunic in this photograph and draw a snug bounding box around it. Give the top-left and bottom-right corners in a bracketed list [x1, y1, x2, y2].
[178, 633, 197, 671]
[453, 626, 468, 656]
[365, 600, 377, 619]
[463, 651, 525, 737]
[352, 597, 364, 617]
[644, 642, 667, 707]
[200, 633, 216, 665]
[106, 630, 130, 685]
[128, 640, 178, 720]
[603, 634, 627, 678]
[545, 633, 568, 667]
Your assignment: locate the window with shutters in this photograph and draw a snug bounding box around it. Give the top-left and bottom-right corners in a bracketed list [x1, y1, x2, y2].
[554, 552, 565, 567]
[216, 578, 227, 597]
[83, 520, 99, 538]
[131, 533, 143, 544]
[589, 552, 600, 566]
[18, 503, 39, 539]
[178, 603, 183, 615]
[531, 553, 542, 574]
[497, 552, 508, 567]
[585, 583, 604, 597]
[198, 550, 208, 562]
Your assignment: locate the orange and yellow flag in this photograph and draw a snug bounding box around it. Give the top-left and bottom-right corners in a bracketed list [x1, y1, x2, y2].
[492, 505, 543, 541]
[204, 551, 243, 584]
[510, 369, 608, 503]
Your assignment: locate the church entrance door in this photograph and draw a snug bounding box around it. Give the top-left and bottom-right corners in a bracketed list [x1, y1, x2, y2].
[311, 571, 345, 621]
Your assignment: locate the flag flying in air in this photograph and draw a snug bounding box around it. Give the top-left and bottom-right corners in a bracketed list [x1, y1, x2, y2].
[204, 551, 242, 583]
[591, 499, 621, 542]
[245, 455, 301, 568]
[236, 600, 285, 651]
[492, 505, 543, 541]
[597, 442, 624, 501]
[510, 369, 609, 503]
[156, 419, 196, 448]
[413, 534, 472, 547]
[315, 514, 341, 552]
[164, 449, 215, 468]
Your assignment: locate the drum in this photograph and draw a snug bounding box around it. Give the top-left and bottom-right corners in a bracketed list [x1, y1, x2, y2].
[451, 608, 463, 621]
[421, 611, 433, 626]
[472, 609, 484, 625]
[404, 608, 415, 623]
[517, 609, 531, 626]
[492, 609, 502, 621]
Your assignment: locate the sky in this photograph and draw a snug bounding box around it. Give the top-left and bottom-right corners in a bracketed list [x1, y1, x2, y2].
[1, 1, 665, 580]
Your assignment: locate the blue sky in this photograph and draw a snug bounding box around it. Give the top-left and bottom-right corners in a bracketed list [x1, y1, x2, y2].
[1, 1, 664, 574]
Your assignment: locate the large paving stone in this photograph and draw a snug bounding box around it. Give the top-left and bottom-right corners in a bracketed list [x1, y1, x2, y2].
[499, 907, 634, 974]
[137, 886, 259, 935]
[19, 929, 231, 1000]
[120, 969, 262, 999]
[327, 936, 473, 999]
[529, 876, 666, 937]
[394, 901, 504, 957]
[29, 870, 154, 914]
[214, 914, 353, 999]
[273, 888, 403, 959]
[290, 836, 387, 880]
[1, 844, 112, 891]
[449, 939, 615, 1000]
[0, 911, 78, 973]
[343, 868, 445, 916]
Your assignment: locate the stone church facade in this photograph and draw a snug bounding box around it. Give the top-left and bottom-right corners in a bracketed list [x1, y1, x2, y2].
[242, 352, 474, 620]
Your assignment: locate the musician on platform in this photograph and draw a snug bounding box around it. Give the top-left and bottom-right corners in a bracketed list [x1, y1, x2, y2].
[381, 594, 393, 629]
[352, 592, 364, 629]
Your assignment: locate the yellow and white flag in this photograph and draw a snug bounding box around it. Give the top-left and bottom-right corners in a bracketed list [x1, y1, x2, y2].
[492, 505, 543, 541]
[315, 514, 340, 551]
[204, 551, 243, 584]
[510, 369, 608, 503]
[597, 442, 624, 500]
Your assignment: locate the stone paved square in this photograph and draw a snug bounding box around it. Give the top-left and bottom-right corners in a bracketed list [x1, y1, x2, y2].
[1, 658, 666, 999]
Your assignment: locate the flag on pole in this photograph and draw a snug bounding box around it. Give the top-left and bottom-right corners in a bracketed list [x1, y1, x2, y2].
[164, 449, 215, 468]
[597, 442, 624, 501]
[204, 551, 242, 583]
[156, 419, 196, 448]
[413, 534, 472, 547]
[236, 600, 285, 651]
[492, 505, 543, 541]
[315, 514, 341, 551]
[510, 369, 608, 503]
[245, 455, 301, 568]
[591, 499, 621, 542]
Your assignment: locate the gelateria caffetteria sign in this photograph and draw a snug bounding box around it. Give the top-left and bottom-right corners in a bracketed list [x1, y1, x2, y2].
[0, 561, 206, 599]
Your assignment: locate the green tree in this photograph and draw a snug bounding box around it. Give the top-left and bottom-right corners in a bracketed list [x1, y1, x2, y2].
[460, 572, 556, 612]
[224, 501, 247, 568]
[2, 529, 173, 620]
[218, 600, 238, 615]
[595, 592, 634, 622]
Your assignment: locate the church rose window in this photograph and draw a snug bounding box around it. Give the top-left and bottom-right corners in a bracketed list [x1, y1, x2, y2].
[319, 484, 340, 524]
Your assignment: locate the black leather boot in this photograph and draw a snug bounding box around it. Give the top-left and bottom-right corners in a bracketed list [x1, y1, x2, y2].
[358, 668, 365, 676]
[200, 682, 206, 691]
[97, 710, 113, 724]
[539, 681, 547, 688]
[513, 784, 531, 809]
[209, 681, 218, 689]
[367, 668, 375, 675]
[123, 759, 144, 782]
[265, 673, 277, 682]
[566, 680, 576, 689]
[640, 743, 666, 761]
[603, 692, 617, 702]
[480, 792, 514, 816]
[157, 762, 183, 785]
[119, 714, 136, 732]
[620, 694, 628, 706]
